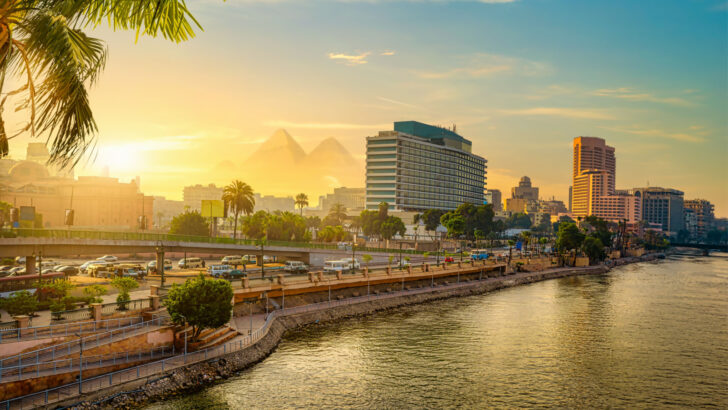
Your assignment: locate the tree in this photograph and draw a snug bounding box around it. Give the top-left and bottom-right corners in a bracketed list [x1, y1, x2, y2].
[222, 180, 255, 240]
[362, 254, 372, 269]
[412, 213, 422, 243]
[556, 222, 585, 265]
[111, 277, 139, 306]
[1, 290, 38, 316]
[170, 211, 208, 236]
[83, 284, 107, 304]
[295, 193, 309, 216]
[422, 209, 444, 237]
[583, 215, 613, 249]
[164, 274, 233, 341]
[36, 278, 74, 301]
[242, 211, 269, 239]
[539, 237, 549, 255]
[441, 213, 465, 238]
[506, 213, 532, 229]
[581, 236, 605, 264]
[0, 1, 202, 165]
[0, 201, 11, 228]
[380, 216, 406, 242]
[325, 203, 347, 227]
[306, 216, 321, 233]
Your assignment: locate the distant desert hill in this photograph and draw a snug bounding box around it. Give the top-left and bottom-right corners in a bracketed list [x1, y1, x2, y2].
[236, 129, 363, 199]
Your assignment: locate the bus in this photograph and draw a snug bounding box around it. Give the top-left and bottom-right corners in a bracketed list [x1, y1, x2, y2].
[0, 272, 65, 299]
[470, 249, 489, 261]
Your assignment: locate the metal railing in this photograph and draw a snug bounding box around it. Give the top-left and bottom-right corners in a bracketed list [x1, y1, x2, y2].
[0, 346, 173, 382]
[10, 228, 427, 255]
[100, 299, 150, 316]
[0, 317, 168, 378]
[0, 317, 143, 344]
[0, 268, 522, 409]
[51, 307, 92, 322]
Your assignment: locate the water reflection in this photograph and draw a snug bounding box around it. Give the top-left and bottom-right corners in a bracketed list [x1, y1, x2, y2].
[150, 256, 728, 409]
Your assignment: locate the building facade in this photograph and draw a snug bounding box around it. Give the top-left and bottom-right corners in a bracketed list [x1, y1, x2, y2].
[365, 121, 486, 211]
[254, 193, 295, 213]
[485, 189, 502, 211]
[629, 187, 685, 235]
[183, 184, 223, 211]
[684, 199, 714, 238]
[571, 136, 641, 223]
[153, 196, 186, 228]
[506, 176, 539, 213]
[319, 187, 366, 212]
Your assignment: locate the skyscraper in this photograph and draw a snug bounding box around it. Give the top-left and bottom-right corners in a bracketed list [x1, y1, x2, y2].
[630, 187, 685, 234]
[365, 121, 487, 211]
[571, 137, 640, 222]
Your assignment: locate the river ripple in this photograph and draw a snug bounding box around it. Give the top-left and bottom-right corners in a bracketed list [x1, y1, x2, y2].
[151, 255, 728, 409]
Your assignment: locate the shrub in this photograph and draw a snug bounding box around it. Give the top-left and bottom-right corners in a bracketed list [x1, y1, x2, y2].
[164, 274, 233, 341]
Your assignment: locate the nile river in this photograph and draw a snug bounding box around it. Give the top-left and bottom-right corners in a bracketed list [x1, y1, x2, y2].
[152, 255, 727, 408]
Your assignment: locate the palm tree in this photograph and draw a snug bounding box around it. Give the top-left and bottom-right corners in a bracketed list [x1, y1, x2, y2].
[222, 180, 255, 240]
[294, 193, 308, 216]
[0, 1, 201, 165]
[329, 203, 347, 225]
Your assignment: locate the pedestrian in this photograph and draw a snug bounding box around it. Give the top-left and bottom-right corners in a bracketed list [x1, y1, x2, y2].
[202, 260, 206, 268]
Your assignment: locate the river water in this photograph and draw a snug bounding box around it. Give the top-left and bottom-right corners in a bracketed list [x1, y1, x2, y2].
[151, 255, 728, 408]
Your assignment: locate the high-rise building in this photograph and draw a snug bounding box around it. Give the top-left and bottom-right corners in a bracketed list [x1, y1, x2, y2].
[571, 136, 640, 222]
[320, 187, 366, 212]
[485, 189, 502, 211]
[568, 186, 572, 212]
[684, 208, 698, 239]
[629, 187, 685, 235]
[506, 176, 539, 212]
[365, 121, 487, 211]
[684, 199, 715, 238]
[254, 193, 295, 213]
[183, 184, 223, 211]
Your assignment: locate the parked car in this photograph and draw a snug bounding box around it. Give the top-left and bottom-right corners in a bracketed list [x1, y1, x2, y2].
[0, 265, 13, 273]
[221, 255, 243, 265]
[147, 260, 172, 272]
[444, 256, 455, 263]
[7, 267, 23, 275]
[225, 269, 247, 279]
[178, 257, 204, 269]
[57, 266, 80, 277]
[41, 268, 55, 274]
[87, 263, 114, 278]
[243, 255, 257, 265]
[97, 255, 118, 263]
[39, 261, 56, 269]
[283, 261, 309, 273]
[80, 260, 108, 273]
[470, 249, 489, 261]
[116, 264, 145, 279]
[15, 256, 26, 265]
[208, 264, 232, 278]
[323, 259, 360, 273]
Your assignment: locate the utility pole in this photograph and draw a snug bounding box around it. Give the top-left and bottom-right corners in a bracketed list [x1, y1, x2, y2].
[75, 333, 84, 394]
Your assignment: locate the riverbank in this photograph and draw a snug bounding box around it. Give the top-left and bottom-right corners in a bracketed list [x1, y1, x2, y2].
[62, 254, 664, 409]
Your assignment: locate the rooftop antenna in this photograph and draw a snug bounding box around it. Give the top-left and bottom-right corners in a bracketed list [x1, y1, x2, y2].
[453, 124, 457, 133]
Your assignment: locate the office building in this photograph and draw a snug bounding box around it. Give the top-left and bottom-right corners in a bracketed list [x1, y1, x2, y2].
[485, 189, 502, 211]
[506, 176, 539, 212]
[365, 121, 486, 211]
[183, 184, 223, 211]
[630, 187, 685, 235]
[254, 193, 295, 213]
[153, 196, 186, 228]
[684, 199, 715, 238]
[571, 136, 640, 222]
[319, 187, 366, 212]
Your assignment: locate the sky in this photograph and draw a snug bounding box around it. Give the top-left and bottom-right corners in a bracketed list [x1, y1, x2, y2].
[6, 0, 728, 216]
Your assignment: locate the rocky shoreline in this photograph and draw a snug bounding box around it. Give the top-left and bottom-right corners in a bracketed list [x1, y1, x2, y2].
[63, 254, 665, 409]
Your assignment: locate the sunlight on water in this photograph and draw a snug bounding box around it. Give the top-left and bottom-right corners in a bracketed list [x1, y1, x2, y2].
[150, 256, 728, 409]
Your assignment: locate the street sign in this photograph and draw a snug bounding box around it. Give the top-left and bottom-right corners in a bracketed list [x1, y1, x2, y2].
[201, 200, 224, 218]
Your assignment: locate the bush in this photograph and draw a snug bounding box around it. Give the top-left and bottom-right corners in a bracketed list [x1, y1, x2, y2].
[111, 277, 139, 304]
[164, 274, 233, 341]
[83, 284, 108, 304]
[2, 291, 39, 316]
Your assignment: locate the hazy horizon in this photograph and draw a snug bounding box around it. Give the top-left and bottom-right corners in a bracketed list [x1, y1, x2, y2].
[3, 0, 726, 215]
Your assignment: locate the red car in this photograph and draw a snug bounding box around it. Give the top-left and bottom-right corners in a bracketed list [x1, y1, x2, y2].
[444, 257, 455, 263]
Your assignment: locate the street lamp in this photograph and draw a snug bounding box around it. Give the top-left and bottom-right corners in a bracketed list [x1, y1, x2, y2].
[351, 243, 356, 275]
[178, 314, 188, 362]
[155, 241, 165, 287]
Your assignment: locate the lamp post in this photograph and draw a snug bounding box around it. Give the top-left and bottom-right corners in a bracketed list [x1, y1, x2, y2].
[179, 314, 188, 362]
[155, 241, 165, 287]
[351, 243, 356, 275]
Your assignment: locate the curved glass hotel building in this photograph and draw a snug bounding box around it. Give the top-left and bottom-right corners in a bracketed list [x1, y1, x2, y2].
[366, 121, 487, 211]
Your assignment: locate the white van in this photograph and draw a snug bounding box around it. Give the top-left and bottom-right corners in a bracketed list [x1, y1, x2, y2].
[284, 261, 309, 273]
[179, 257, 203, 269]
[221, 255, 243, 265]
[323, 259, 360, 273]
[208, 264, 232, 278]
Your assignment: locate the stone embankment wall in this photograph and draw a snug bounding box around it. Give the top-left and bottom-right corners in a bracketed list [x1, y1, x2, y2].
[65, 264, 609, 409]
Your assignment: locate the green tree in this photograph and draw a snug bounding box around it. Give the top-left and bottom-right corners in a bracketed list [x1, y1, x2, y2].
[582, 236, 605, 264]
[83, 284, 107, 304]
[36, 278, 75, 301]
[539, 237, 549, 255]
[506, 213, 532, 229]
[0, 201, 11, 228]
[242, 211, 269, 240]
[362, 254, 372, 269]
[556, 222, 585, 265]
[164, 274, 233, 341]
[306, 215, 321, 234]
[380, 216, 406, 241]
[222, 180, 255, 240]
[422, 209, 445, 237]
[0, 1, 202, 164]
[324, 203, 347, 227]
[111, 277, 139, 306]
[584, 215, 613, 249]
[441, 213, 466, 238]
[2, 290, 38, 316]
[170, 211, 208, 236]
[295, 193, 309, 216]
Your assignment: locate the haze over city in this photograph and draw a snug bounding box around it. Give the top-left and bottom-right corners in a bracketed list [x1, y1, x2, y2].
[4, 0, 726, 215]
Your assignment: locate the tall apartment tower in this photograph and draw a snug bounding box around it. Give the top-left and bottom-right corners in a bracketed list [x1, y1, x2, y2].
[365, 121, 487, 211]
[630, 187, 685, 234]
[571, 136, 640, 222]
[684, 199, 715, 238]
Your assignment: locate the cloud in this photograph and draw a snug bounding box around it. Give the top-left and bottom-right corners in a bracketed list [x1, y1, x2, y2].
[498, 107, 614, 120]
[263, 120, 388, 129]
[377, 96, 421, 110]
[416, 53, 551, 79]
[592, 87, 693, 106]
[327, 52, 370, 66]
[602, 126, 707, 143]
[381, 50, 396, 56]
